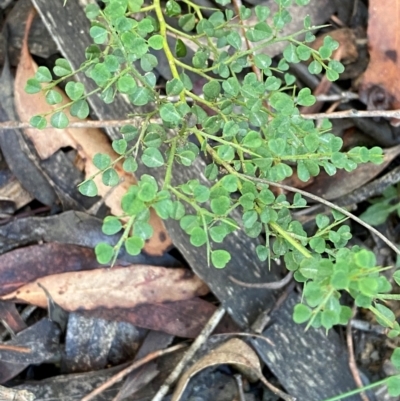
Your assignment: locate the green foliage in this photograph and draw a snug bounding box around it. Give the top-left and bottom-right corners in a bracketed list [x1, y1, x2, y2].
[360, 184, 400, 226]
[27, 5, 400, 391]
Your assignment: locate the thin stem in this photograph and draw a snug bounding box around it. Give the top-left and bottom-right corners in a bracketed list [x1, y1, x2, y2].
[163, 137, 178, 190]
[320, 377, 393, 401]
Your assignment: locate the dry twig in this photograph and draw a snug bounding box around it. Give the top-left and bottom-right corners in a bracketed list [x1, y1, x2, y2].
[347, 307, 370, 401]
[151, 305, 226, 401]
[81, 343, 187, 401]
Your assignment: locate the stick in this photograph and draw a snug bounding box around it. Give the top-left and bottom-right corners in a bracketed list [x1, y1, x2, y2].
[229, 271, 293, 289]
[81, 343, 187, 401]
[150, 305, 226, 401]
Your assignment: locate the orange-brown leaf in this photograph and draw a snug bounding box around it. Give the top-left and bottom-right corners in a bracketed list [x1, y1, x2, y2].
[0, 265, 209, 311]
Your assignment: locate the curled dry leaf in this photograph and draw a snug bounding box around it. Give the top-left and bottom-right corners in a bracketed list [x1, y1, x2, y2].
[171, 338, 262, 401]
[0, 265, 209, 311]
[172, 338, 294, 401]
[14, 9, 171, 255]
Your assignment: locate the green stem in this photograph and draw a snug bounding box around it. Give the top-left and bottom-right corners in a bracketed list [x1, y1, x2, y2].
[163, 137, 178, 190]
[269, 221, 311, 258]
[193, 128, 262, 158]
[320, 377, 393, 401]
[154, 0, 180, 80]
[111, 215, 135, 266]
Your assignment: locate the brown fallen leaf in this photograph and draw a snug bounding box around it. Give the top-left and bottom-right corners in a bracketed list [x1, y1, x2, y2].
[0, 243, 101, 296]
[359, 0, 400, 122]
[171, 338, 294, 401]
[0, 265, 209, 311]
[83, 297, 238, 338]
[14, 9, 171, 255]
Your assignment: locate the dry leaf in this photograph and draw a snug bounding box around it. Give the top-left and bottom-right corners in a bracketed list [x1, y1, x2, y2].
[171, 339, 262, 401]
[14, 9, 171, 255]
[359, 0, 400, 116]
[0, 265, 209, 311]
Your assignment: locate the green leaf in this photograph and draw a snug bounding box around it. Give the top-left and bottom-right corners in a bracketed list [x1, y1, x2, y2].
[308, 60, 322, 75]
[25, 79, 42, 94]
[90, 26, 108, 44]
[203, 81, 221, 100]
[53, 58, 72, 77]
[166, 0, 181, 16]
[112, 139, 128, 155]
[296, 45, 311, 60]
[128, 0, 144, 12]
[254, 54, 272, 70]
[121, 125, 139, 141]
[297, 87, 316, 106]
[246, 22, 272, 42]
[354, 249, 376, 268]
[93, 153, 111, 169]
[166, 78, 184, 96]
[265, 76, 281, 91]
[211, 250, 231, 268]
[210, 225, 229, 243]
[90, 63, 111, 86]
[70, 99, 90, 119]
[125, 236, 145, 255]
[65, 82, 84, 100]
[142, 148, 164, 167]
[391, 348, 400, 369]
[129, 87, 152, 106]
[220, 175, 238, 192]
[30, 115, 47, 129]
[138, 182, 157, 202]
[35, 66, 52, 83]
[269, 92, 294, 115]
[222, 77, 240, 97]
[227, 31, 242, 50]
[217, 145, 235, 161]
[360, 203, 391, 226]
[102, 216, 122, 235]
[45, 90, 63, 105]
[242, 131, 262, 148]
[255, 5, 270, 21]
[123, 157, 138, 173]
[102, 168, 119, 186]
[160, 103, 182, 124]
[140, 54, 158, 72]
[387, 376, 400, 397]
[117, 75, 137, 94]
[179, 14, 196, 31]
[293, 304, 312, 324]
[190, 227, 207, 247]
[283, 43, 300, 63]
[211, 196, 231, 215]
[79, 179, 98, 197]
[85, 3, 100, 19]
[148, 34, 164, 50]
[95, 243, 114, 264]
[50, 111, 69, 128]
[174, 39, 187, 58]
